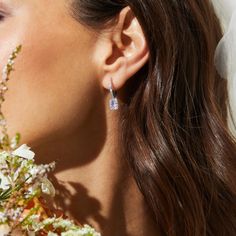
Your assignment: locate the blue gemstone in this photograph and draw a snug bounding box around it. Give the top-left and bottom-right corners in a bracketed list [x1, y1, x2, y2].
[109, 98, 119, 110]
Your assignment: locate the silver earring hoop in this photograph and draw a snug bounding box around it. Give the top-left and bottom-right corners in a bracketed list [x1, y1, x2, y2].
[109, 78, 119, 111]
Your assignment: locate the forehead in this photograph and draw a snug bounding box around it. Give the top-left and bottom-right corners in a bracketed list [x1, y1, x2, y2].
[0, 0, 67, 7]
[0, 0, 21, 6]
[0, 0, 70, 16]
[0, 0, 28, 10]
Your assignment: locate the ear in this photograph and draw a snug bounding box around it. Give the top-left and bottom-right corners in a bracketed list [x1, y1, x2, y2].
[96, 6, 150, 90]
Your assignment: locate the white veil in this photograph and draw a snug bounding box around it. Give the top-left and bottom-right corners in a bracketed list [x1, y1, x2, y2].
[211, 0, 236, 137]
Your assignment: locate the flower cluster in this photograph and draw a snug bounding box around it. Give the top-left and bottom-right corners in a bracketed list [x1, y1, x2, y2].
[0, 46, 101, 236]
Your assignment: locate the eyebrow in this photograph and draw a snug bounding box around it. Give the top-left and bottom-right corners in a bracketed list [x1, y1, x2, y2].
[0, 1, 17, 11]
[0, 2, 9, 9]
[0, 0, 17, 6]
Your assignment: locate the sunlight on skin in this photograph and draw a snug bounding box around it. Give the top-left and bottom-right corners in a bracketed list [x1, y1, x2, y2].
[0, 1, 157, 235]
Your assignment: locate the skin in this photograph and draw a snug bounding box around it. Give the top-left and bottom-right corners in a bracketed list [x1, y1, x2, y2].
[0, 0, 156, 235]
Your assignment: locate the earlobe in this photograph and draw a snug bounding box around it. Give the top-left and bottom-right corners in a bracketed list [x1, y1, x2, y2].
[100, 6, 150, 90]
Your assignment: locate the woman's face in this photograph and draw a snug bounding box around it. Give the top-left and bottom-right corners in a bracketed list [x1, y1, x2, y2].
[0, 0, 103, 147]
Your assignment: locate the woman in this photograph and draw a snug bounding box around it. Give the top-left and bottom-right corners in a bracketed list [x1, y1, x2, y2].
[0, 0, 235, 235]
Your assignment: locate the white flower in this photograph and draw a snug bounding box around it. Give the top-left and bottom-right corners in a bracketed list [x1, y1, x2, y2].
[0, 224, 10, 235]
[48, 232, 58, 236]
[0, 172, 10, 190]
[0, 151, 8, 165]
[41, 177, 56, 197]
[60, 225, 101, 236]
[0, 212, 7, 223]
[6, 207, 23, 221]
[12, 144, 35, 160]
[53, 219, 74, 229]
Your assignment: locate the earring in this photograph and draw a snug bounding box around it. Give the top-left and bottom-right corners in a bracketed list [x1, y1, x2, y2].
[109, 77, 119, 110]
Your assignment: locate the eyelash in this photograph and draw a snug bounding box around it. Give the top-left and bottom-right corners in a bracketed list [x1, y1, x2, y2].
[0, 11, 7, 22]
[0, 15, 5, 21]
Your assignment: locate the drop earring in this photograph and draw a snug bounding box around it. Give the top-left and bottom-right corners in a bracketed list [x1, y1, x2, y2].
[109, 77, 119, 111]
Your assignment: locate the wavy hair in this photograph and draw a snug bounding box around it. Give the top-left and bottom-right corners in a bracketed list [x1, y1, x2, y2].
[70, 0, 236, 235]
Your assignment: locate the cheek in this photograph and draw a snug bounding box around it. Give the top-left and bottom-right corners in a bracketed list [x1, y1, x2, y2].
[1, 26, 98, 146]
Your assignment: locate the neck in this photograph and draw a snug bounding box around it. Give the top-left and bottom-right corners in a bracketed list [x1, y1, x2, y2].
[31, 112, 157, 235]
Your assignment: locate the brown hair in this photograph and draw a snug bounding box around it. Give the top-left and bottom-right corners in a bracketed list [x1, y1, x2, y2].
[70, 0, 236, 235]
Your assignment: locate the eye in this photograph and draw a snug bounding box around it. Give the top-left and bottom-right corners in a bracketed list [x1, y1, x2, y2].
[0, 10, 8, 22]
[0, 14, 5, 21]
